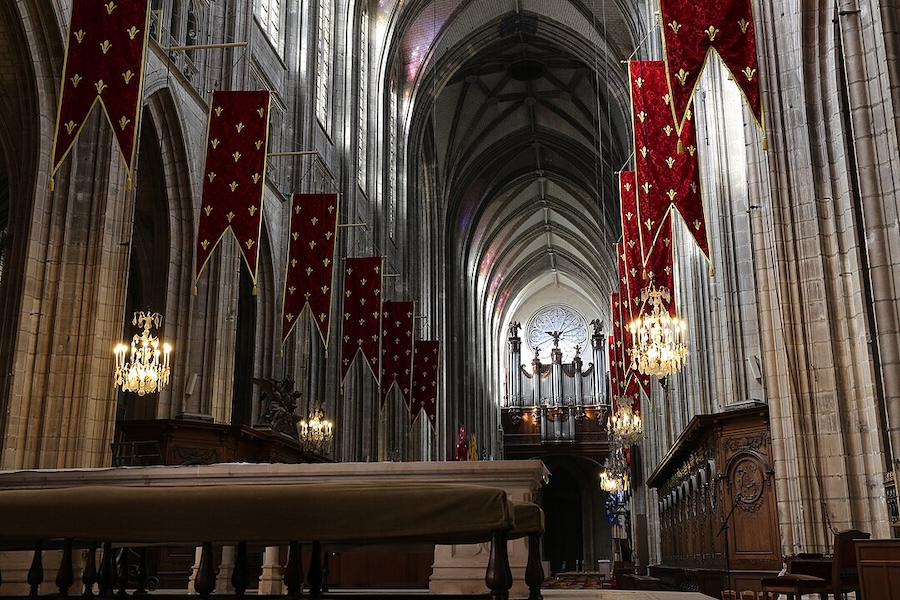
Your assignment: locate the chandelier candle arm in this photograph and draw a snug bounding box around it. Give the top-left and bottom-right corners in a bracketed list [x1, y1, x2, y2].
[627, 287, 688, 378]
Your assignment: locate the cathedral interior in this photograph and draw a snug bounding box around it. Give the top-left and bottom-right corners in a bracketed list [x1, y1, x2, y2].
[1, 0, 900, 597]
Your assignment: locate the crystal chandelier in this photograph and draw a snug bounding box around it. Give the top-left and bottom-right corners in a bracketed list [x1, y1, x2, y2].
[114, 312, 172, 396]
[628, 286, 688, 378]
[599, 469, 619, 493]
[298, 402, 334, 453]
[609, 396, 643, 446]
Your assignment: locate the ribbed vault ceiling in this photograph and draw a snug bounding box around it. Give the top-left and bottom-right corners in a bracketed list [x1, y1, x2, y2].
[401, 0, 641, 329]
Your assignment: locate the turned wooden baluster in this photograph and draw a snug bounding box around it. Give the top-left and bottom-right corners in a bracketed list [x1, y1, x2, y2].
[307, 541, 323, 599]
[231, 542, 250, 599]
[133, 548, 148, 595]
[81, 542, 97, 599]
[97, 542, 114, 598]
[194, 542, 216, 600]
[485, 531, 511, 600]
[283, 541, 304, 600]
[56, 539, 75, 597]
[524, 533, 544, 600]
[114, 548, 128, 597]
[27, 541, 43, 598]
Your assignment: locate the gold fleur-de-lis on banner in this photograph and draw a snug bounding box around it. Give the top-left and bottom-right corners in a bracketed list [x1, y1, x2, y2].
[292, 232, 300, 241]
[255, 140, 263, 150]
[232, 151, 241, 162]
[304, 266, 312, 275]
[100, 40, 112, 54]
[319, 313, 327, 322]
[644, 218, 654, 231]
[252, 173, 261, 184]
[294, 205, 301, 214]
[642, 182, 652, 193]
[311, 216, 319, 225]
[290, 259, 298, 268]
[200, 239, 209, 250]
[321, 286, 329, 294]
[686, 108, 693, 120]
[257, 108, 265, 117]
[248, 205, 257, 216]
[65, 120, 77, 134]
[285, 313, 294, 322]
[325, 231, 333, 240]
[226, 211, 235, 222]
[666, 189, 677, 201]
[688, 145, 697, 156]
[74, 30, 86, 43]
[71, 74, 82, 88]
[207, 172, 216, 182]
[323, 258, 331, 267]
[235, 122, 245, 133]
[668, 21, 682, 34]
[95, 80, 107, 94]
[625, 211, 634, 221]
[738, 18, 750, 33]
[690, 182, 698, 193]
[105, 2, 117, 14]
[214, 106, 223, 117]
[309, 240, 317, 249]
[627, 239, 635, 249]
[245, 239, 255, 249]
[127, 26, 139, 40]
[640, 146, 648, 158]
[705, 26, 719, 41]
[328, 205, 335, 213]
[204, 205, 213, 216]
[675, 69, 689, 86]
[624, 182, 632, 191]
[637, 111, 647, 123]
[123, 70, 135, 84]
[664, 125, 673, 136]
[229, 181, 238, 192]
[666, 157, 675, 168]
[693, 220, 702, 230]
[289, 286, 297, 294]
[664, 93, 671, 105]
[743, 67, 757, 80]
[635, 77, 644, 88]
[211, 139, 220, 149]
[118, 116, 130, 130]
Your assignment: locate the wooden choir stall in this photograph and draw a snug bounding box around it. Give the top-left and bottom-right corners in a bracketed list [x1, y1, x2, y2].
[646, 402, 781, 597]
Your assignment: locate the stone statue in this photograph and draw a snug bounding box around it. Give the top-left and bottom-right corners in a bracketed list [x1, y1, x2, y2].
[253, 377, 301, 438]
[545, 330, 562, 347]
[509, 321, 521, 337]
[455, 424, 468, 461]
[590, 318, 604, 336]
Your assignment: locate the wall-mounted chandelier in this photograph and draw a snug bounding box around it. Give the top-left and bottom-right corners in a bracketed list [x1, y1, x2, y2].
[609, 396, 643, 446]
[628, 286, 688, 378]
[298, 402, 333, 453]
[114, 312, 172, 396]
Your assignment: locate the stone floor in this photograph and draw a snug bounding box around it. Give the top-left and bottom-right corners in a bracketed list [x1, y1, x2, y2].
[543, 591, 711, 600]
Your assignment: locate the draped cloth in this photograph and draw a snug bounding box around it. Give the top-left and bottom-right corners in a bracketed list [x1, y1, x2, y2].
[629, 60, 710, 268]
[195, 91, 271, 294]
[658, 0, 765, 146]
[340, 257, 384, 384]
[411, 340, 440, 426]
[380, 301, 416, 409]
[282, 193, 339, 351]
[50, 0, 150, 191]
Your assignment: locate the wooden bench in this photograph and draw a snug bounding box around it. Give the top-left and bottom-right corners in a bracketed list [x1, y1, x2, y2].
[0, 481, 544, 600]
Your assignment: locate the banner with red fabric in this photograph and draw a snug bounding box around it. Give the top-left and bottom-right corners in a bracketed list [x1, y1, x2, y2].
[281, 193, 339, 349]
[380, 301, 416, 408]
[608, 326, 622, 400]
[50, 0, 150, 191]
[658, 0, 765, 144]
[617, 244, 652, 399]
[619, 172, 646, 314]
[195, 90, 271, 293]
[411, 340, 440, 426]
[340, 256, 384, 384]
[629, 60, 710, 269]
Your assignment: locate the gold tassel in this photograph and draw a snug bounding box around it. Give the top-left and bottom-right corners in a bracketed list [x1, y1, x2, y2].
[761, 136, 768, 151]
[709, 266, 715, 277]
[252, 284, 258, 296]
[324, 349, 329, 359]
[677, 139, 684, 154]
[48, 176, 54, 192]
[126, 174, 132, 191]
[193, 285, 198, 296]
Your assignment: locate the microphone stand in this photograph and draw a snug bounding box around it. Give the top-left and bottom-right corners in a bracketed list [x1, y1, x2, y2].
[717, 493, 743, 595]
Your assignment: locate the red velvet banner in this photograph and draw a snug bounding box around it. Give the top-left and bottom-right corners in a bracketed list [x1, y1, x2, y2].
[629, 60, 710, 268]
[282, 193, 339, 349]
[340, 256, 384, 384]
[617, 246, 652, 400]
[50, 0, 150, 190]
[195, 90, 271, 292]
[658, 0, 764, 140]
[380, 301, 415, 408]
[619, 172, 645, 314]
[411, 340, 440, 426]
[608, 320, 622, 400]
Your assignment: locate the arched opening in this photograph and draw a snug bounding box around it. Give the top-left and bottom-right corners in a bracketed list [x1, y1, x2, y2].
[542, 464, 584, 573]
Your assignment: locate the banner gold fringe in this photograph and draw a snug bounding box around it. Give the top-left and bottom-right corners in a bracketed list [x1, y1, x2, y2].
[252, 284, 257, 296]
[677, 139, 683, 154]
[48, 177, 54, 192]
[193, 285, 198, 296]
[762, 136, 768, 151]
[126, 174, 132, 191]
